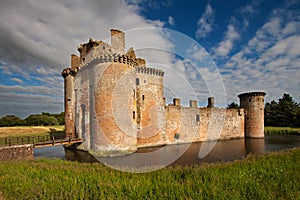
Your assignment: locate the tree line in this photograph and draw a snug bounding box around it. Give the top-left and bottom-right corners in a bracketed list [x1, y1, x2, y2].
[0, 112, 64, 127]
[227, 93, 300, 127]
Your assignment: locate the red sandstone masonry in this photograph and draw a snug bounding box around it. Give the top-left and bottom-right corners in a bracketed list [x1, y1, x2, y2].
[62, 29, 266, 153]
[0, 144, 33, 160]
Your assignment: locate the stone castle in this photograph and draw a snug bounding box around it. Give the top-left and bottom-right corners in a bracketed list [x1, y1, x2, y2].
[62, 29, 266, 153]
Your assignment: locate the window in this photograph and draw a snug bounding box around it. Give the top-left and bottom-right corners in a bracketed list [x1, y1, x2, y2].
[133, 111, 135, 119]
[196, 114, 200, 123]
[142, 95, 145, 101]
[144, 80, 147, 83]
[136, 78, 140, 86]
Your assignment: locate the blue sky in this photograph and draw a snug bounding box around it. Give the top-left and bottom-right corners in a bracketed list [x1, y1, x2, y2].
[0, 0, 299, 118]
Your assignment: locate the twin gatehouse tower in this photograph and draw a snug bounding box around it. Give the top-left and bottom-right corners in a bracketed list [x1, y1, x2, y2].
[62, 29, 266, 153]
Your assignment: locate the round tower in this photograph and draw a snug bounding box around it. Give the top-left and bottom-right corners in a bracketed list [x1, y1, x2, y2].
[62, 68, 76, 138]
[238, 92, 266, 138]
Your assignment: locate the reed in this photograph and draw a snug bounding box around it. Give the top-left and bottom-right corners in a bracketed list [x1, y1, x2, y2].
[265, 126, 300, 135]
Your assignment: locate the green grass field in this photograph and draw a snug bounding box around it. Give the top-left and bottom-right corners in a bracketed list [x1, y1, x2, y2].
[265, 126, 300, 135]
[0, 148, 299, 199]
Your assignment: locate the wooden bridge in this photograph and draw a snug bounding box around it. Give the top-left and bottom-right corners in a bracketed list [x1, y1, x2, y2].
[0, 135, 82, 148]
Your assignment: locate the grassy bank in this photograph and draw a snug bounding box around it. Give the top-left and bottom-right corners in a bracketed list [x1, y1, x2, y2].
[265, 126, 300, 135]
[0, 148, 299, 199]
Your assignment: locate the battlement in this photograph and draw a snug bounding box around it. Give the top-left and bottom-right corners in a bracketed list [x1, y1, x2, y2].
[238, 92, 266, 98]
[136, 66, 164, 77]
[79, 53, 138, 68]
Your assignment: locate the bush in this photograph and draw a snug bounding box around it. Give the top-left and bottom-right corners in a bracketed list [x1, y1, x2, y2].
[0, 115, 25, 127]
[25, 115, 59, 126]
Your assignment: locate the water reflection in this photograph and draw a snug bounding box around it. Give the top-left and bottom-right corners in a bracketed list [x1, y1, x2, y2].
[34, 135, 300, 166]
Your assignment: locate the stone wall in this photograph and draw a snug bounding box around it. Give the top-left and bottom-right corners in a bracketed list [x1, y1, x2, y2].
[164, 106, 245, 144]
[75, 60, 137, 152]
[135, 67, 166, 148]
[63, 29, 253, 154]
[0, 144, 33, 160]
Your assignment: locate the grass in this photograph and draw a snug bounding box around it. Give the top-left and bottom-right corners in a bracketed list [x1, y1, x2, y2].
[0, 148, 299, 199]
[265, 126, 300, 136]
[0, 126, 65, 146]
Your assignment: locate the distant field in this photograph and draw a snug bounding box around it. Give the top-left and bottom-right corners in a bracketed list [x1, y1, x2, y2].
[0, 125, 64, 138]
[265, 126, 300, 135]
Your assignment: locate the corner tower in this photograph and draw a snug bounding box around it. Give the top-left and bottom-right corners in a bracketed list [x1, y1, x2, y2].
[238, 92, 266, 138]
[62, 68, 76, 138]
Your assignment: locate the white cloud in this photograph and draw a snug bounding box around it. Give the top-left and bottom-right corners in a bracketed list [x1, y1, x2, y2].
[213, 24, 240, 57]
[168, 16, 175, 26]
[196, 4, 214, 39]
[10, 78, 24, 84]
[221, 5, 300, 103]
[0, 0, 172, 117]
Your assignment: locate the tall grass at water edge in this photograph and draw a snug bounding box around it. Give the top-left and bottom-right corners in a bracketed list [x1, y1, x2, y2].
[265, 126, 300, 135]
[0, 148, 299, 199]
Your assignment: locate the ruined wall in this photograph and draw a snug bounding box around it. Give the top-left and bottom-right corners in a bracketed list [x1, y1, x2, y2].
[111, 29, 125, 54]
[0, 144, 33, 160]
[164, 105, 244, 144]
[135, 67, 165, 147]
[167, 106, 200, 143]
[74, 65, 93, 149]
[95, 62, 136, 152]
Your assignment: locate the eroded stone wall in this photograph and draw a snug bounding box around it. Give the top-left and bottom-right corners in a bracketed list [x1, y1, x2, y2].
[165, 106, 245, 144]
[64, 29, 252, 153]
[0, 145, 33, 160]
[135, 67, 165, 148]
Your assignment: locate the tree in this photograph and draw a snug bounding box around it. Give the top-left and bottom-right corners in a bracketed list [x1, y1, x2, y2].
[52, 112, 65, 125]
[227, 102, 240, 109]
[264, 93, 300, 127]
[0, 115, 25, 127]
[25, 115, 59, 126]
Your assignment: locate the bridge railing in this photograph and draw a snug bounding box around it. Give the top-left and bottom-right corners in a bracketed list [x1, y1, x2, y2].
[0, 134, 80, 148]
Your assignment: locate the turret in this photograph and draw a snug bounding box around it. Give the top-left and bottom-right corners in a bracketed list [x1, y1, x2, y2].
[111, 29, 125, 54]
[238, 92, 266, 138]
[61, 68, 76, 138]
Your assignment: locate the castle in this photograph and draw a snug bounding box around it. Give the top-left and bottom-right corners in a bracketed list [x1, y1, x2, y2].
[62, 29, 266, 153]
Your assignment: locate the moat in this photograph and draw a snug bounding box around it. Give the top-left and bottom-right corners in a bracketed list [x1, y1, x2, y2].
[34, 135, 300, 167]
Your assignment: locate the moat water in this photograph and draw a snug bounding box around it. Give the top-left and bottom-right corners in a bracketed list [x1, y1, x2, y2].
[34, 135, 300, 167]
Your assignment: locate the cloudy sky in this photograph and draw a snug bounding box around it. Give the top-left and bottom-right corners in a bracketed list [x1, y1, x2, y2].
[0, 0, 299, 118]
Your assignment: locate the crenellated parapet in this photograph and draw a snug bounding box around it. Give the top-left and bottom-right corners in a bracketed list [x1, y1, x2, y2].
[136, 66, 164, 77]
[238, 92, 266, 98]
[79, 53, 138, 68]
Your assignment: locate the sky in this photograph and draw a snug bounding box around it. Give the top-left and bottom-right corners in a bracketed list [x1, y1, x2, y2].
[0, 0, 299, 118]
